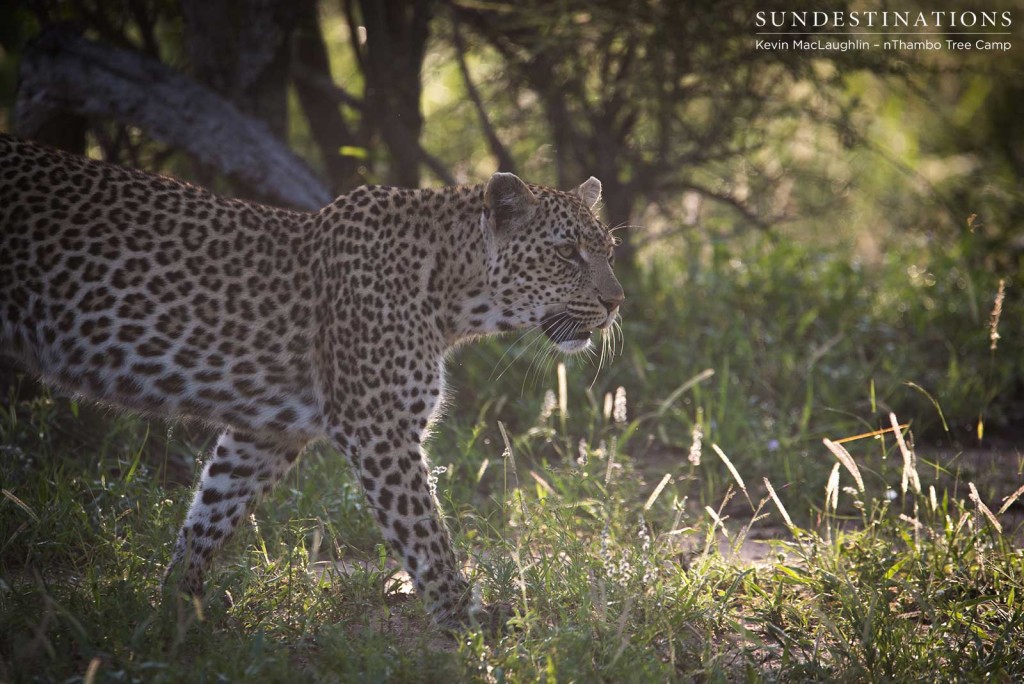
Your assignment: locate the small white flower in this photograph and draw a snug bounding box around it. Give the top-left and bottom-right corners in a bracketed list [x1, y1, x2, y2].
[428, 465, 448, 496]
[687, 424, 703, 466]
[539, 389, 557, 421]
[613, 386, 627, 424]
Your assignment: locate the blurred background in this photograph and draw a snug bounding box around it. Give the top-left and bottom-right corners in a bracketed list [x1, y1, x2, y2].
[1, 0, 1021, 513]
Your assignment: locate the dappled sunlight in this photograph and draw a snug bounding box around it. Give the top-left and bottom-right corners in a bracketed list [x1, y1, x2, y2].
[2, 0, 1022, 680]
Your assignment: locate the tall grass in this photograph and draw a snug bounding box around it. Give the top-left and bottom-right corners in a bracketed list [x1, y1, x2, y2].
[2, 231, 1021, 681]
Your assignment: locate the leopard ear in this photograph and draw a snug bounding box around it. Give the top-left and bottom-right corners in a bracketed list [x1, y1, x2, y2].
[574, 176, 602, 210]
[484, 172, 537, 233]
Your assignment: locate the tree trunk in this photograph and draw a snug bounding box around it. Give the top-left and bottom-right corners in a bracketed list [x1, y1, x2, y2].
[600, 178, 637, 268]
[14, 27, 331, 211]
[293, 1, 362, 193]
[180, 0, 298, 139]
[356, 0, 433, 187]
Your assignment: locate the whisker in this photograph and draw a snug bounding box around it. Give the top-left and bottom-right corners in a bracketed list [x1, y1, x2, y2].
[611, 315, 624, 357]
[483, 299, 622, 397]
[524, 341, 555, 394]
[493, 307, 579, 388]
[486, 303, 577, 383]
[530, 347, 558, 393]
[588, 328, 608, 389]
[492, 323, 556, 384]
[488, 309, 570, 381]
[608, 222, 641, 235]
[524, 316, 580, 393]
[488, 323, 546, 381]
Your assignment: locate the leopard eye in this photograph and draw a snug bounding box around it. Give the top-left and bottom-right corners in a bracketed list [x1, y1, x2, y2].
[555, 244, 579, 262]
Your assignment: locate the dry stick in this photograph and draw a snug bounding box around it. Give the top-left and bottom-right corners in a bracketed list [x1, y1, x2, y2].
[834, 424, 908, 445]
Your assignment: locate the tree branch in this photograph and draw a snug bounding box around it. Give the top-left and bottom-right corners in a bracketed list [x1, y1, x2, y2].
[291, 69, 364, 112]
[664, 179, 771, 231]
[15, 27, 331, 210]
[451, 17, 516, 174]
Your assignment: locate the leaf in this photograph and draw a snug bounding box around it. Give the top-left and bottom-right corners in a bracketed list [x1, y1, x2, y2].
[884, 556, 909, 580]
[338, 145, 369, 159]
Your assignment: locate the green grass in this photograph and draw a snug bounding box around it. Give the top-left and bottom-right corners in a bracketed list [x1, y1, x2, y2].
[2, 232, 1022, 682]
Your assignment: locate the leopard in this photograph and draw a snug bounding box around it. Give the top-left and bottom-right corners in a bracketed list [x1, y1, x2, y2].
[0, 133, 624, 628]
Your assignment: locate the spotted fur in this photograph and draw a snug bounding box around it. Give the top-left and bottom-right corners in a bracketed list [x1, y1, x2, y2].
[0, 134, 624, 627]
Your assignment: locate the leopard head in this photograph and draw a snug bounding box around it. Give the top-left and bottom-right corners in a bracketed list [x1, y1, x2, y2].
[480, 172, 624, 354]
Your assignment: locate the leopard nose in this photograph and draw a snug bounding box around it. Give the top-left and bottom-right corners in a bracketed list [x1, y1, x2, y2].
[600, 292, 625, 313]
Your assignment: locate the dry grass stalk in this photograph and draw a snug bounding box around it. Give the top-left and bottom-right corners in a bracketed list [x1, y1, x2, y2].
[604, 437, 617, 484]
[711, 443, 751, 507]
[989, 278, 1005, 351]
[969, 482, 1003, 533]
[644, 473, 673, 511]
[704, 505, 727, 538]
[764, 477, 795, 530]
[529, 470, 554, 495]
[557, 362, 568, 417]
[823, 438, 865, 492]
[998, 482, 1024, 515]
[898, 514, 922, 529]
[824, 463, 841, 512]
[889, 413, 921, 495]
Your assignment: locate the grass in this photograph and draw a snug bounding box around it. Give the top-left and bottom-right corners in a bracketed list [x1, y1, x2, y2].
[2, 231, 1022, 682]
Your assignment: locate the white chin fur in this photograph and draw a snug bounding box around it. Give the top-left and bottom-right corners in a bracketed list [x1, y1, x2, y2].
[556, 338, 592, 354]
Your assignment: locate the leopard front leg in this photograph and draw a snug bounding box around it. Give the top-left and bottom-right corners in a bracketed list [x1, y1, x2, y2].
[336, 417, 481, 628]
[165, 430, 304, 596]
